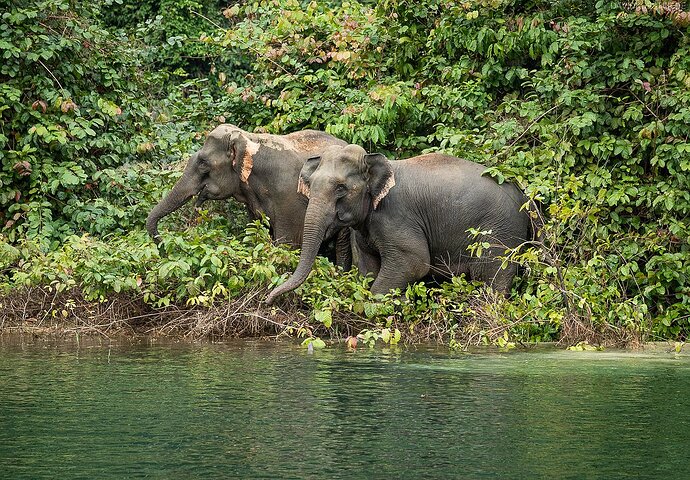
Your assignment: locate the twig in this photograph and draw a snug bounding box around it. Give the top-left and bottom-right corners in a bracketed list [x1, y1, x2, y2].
[499, 103, 561, 157]
[37, 59, 68, 97]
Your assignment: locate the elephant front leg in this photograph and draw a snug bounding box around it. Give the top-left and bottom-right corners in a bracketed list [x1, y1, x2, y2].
[353, 231, 380, 278]
[371, 246, 431, 294]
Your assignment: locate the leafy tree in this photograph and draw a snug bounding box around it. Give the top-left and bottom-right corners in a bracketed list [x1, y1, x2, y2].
[1, 0, 164, 247]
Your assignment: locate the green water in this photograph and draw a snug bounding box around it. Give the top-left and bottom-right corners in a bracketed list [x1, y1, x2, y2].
[1, 337, 689, 479]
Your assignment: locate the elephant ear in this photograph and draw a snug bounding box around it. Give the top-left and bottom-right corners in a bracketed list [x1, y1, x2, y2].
[364, 153, 395, 210]
[297, 155, 321, 198]
[226, 130, 260, 184]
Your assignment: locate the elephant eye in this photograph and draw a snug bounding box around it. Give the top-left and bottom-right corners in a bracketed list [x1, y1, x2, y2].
[335, 184, 347, 195]
[198, 157, 210, 173]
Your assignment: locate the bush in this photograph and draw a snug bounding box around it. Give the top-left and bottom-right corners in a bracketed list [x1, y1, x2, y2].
[1, 0, 158, 247]
[1, 0, 689, 345]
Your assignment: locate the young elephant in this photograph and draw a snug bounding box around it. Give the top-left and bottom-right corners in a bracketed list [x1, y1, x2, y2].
[146, 124, 352, 266]
[266, 144, 532, 303]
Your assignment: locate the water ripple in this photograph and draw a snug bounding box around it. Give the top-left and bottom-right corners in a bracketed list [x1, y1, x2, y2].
[1, 340, 689, 479]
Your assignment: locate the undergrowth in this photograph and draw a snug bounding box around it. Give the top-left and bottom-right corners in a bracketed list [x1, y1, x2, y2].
[0, 219, 642, 348]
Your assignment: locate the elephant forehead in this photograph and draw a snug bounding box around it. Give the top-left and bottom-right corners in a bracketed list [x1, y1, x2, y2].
[198, 136, 224, 157]
[210, 124, 240, 137]
[312, 162, 359, 187]
[204, 127, 237, 150]
[321, 144, 367, 170]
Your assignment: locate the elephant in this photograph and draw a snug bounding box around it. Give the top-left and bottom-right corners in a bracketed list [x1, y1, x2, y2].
[145, 124, 352, 267]
[266, 144, 533, 304]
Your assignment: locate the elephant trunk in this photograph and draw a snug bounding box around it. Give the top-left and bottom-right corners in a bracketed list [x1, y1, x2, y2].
[146, 180, 197, 243]
[335, 228, 352, 271]
[266, 201, 332, 304]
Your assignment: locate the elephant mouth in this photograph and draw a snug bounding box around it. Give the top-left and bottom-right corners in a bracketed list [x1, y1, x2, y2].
[194, 186, 208, 207]
[324, 221, 341, 242]
[195, 185, 231, 206]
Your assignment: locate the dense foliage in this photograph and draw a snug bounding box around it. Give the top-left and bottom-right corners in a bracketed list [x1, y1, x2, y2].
[1, 0, 689, 346]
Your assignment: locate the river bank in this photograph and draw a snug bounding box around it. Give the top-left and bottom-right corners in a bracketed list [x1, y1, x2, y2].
[0, 281, 647, 349]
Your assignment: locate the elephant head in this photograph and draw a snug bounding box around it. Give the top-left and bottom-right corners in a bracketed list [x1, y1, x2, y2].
[146, 124, 261, 243]
[266, 144, 394, 303]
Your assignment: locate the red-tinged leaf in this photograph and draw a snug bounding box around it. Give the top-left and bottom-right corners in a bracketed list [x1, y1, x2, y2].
[61, 99, 77, 113]
[13, 161, 32, 176]
[31, 100, 47, 113]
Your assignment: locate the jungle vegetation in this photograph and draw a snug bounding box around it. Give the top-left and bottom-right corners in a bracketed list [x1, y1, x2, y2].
[1, 0, 689, 348]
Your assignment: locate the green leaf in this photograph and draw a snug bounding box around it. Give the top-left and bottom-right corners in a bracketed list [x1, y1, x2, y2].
[301, 337, 326, 349]
[381, 328, 391, 343]
[60, 172, 80, 186]
[314, 308, 332, 328]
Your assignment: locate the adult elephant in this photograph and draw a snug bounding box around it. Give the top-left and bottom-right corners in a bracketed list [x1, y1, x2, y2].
[146, 124, 351, 267]
[266, 144, 532, 304]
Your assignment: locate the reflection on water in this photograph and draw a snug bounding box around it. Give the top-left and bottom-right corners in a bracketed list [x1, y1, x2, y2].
[1, 337, 689, 479]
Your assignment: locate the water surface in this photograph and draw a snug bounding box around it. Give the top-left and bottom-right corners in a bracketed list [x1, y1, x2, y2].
[1, 336, 689, 479]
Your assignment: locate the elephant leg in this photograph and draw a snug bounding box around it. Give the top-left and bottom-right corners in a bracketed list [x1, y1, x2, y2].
[353, 231, 380, 278]
[271, 216, 301, 249]
[358, 249, 380, 278]
[371, 244, 431, 294]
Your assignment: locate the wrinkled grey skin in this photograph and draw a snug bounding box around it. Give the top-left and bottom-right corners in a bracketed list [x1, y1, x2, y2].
[266, 144, 531, 303]
[146, 124, 351, 266]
